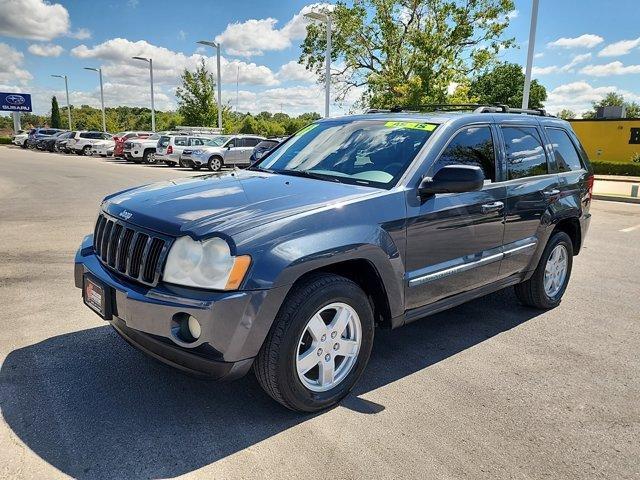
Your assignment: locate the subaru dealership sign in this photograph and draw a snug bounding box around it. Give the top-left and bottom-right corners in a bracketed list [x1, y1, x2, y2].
[0, 92, 32, 112]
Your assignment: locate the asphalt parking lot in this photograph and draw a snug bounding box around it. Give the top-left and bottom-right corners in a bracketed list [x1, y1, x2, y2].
[0, 145, 639, 479]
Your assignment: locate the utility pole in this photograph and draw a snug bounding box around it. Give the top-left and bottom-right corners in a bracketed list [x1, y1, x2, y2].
[132, 56, 156, 131]
[84, 67, 106, 132]
[522, 0, 540, 110]
[197, 40, 223, 130]
[304, 11, 332, 117]
[51, 74, 72, 129]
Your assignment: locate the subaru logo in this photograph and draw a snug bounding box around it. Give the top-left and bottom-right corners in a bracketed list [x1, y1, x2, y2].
[6, 94, 25, 106]
[118, 210, 133, 220]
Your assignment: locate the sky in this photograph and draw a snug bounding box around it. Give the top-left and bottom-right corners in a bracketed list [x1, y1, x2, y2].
[0, 0, 639, 118]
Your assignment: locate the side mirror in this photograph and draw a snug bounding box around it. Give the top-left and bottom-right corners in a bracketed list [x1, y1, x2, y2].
[418, 165, 485, 198]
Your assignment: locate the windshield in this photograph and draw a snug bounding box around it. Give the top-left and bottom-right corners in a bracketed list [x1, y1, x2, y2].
[204, 136, 227, 147]
[256, 120, 437, 188]
[148, 133, 160, 140]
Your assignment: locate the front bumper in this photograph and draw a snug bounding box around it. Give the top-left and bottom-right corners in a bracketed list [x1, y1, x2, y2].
[74, 235, 287, 380]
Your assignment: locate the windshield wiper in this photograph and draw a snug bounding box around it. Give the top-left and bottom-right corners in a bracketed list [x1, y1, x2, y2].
[275, 169, 341, 183]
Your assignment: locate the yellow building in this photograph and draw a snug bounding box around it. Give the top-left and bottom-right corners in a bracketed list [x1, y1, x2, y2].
[569, 119, 640, 163]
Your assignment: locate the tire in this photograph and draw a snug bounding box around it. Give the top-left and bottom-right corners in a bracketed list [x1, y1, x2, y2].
[191, 165, 201, 171]
[208, 156, 223, 171]
[254, 274, 375, 412]
[143, 150, 157, 164]
[20, 142, 27, 149]
[82, 145, 92, 156]
[514, 231, 574, 309]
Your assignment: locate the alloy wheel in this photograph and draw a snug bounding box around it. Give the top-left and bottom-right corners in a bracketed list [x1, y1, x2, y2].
[295, 302, 362, 392]
[544, 244, 568, 297]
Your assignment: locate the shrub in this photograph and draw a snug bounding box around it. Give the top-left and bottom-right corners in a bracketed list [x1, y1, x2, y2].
[631, 152, 640, 164]
[591, 160, 640, 177]
[0, 136, 12, 144]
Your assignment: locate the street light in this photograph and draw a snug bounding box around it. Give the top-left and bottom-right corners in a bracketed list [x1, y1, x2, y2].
[196, 40, 223, 130]
[304, 11, 332, 118]
[522, 0, 540, 110]
[51, 74, 72, 129]
[132, 56, 156, 132]
[84, 67, 106, 132]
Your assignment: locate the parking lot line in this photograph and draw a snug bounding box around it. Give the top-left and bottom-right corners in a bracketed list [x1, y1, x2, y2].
[620, 223, 640, 233]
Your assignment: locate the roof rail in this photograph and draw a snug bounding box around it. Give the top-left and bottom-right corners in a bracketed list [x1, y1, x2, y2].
[365, 103, 555, 117]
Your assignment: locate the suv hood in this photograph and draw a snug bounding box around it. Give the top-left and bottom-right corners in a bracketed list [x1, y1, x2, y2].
[102, 170, 376, 238]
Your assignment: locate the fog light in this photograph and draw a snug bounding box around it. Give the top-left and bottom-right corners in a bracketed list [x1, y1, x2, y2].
[187, 315, 201, 340]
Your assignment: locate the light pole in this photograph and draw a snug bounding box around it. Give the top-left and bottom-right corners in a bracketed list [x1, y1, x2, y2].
[522, 0, 540, 110]
[84, 67, 106, 132]
[51, 74, 72, 129]
[132, 56, 156, 131]
[196, 40, 223, 130]
[304, 11, 332, 118]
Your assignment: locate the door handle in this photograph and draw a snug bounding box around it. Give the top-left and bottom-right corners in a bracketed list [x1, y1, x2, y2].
[543, 189, 560, 197]
[481, 201, 504, 214]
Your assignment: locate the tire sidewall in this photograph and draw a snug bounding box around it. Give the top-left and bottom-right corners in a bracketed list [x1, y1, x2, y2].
[276, 280, 374, 412]
[208, 156, 222, 171]
[537, 232, 573, 307]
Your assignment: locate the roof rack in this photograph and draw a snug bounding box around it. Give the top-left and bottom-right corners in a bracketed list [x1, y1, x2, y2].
[365, 103, 554, 117]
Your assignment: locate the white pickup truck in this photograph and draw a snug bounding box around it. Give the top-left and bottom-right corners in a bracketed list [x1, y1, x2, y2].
[123, 133, 162, 163]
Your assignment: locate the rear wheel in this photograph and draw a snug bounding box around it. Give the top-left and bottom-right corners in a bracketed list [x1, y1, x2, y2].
[208, 156, 223, 171]
[515, 231, 573, 309]
[143, 150, 157, 164]
[82, 145, 92, 156]
[254, 274, 374, 412]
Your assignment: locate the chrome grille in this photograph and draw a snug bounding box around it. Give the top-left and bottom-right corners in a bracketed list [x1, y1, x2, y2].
[93, 213, 171, 286]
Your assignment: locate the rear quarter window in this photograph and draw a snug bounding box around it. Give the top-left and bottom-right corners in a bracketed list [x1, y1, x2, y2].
[545, 128, 584, 172]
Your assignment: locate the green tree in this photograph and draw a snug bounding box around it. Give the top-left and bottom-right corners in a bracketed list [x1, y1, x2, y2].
[468, 62, 547, 108]
[557, 109, 576, 120]
[176, 59, 221, 126]
[300, 0, 516, 109]
[239, 115, 259, 134]
[50, 96, 61, 128]
[583, 92, 640, 119]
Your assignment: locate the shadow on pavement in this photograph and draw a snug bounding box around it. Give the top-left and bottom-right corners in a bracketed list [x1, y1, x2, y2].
[0, 288, 540, 479]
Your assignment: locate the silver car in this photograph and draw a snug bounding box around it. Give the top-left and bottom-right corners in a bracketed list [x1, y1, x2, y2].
[185, 135, 265, 171]
[156, 135, 213, 166]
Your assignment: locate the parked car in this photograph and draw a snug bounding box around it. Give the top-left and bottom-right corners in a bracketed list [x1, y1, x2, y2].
[123, 133, 166, 163]
[113, 131, 152, 158]
[66, 131, 113, 155]
[156, 134, 215, 166]
[11, 130, 28, 148]
[249, 137, 285, 163]
[55, 131, 76, 153]
[183, 135, 264, 171]
[37, 130, 69, 152]
[179, 135, 230, 168]
[26, 128, 65, 149]
[91, 138, 116, 157]
[75, 107, 593, 412]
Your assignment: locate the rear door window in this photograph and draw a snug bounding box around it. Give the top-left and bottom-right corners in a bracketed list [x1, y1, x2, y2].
[159, 136, 171, 147]
[502, 126, 549, 180]
[545, 128, 584, 172]
[174, 136, 188, 146]
[433, 126, 496, 182]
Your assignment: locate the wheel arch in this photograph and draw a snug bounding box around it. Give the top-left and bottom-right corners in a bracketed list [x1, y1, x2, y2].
[552, 217, 582, 254]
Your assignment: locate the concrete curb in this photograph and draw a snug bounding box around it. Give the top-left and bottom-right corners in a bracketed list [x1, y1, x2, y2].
[593, 194, 640, 204]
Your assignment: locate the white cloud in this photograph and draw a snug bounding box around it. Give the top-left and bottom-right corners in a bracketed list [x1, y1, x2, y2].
[222, 85, 332, 115]
[69, 28, 91, 40]
[598, 37, 640, 57]
[71, 38, 280, 87]
[544, 81, 640, 116]
[277, 61, 317, 83]
[28, 43, 64, 57]
[580, 61, 640, 76]
[0, 43, 33, 84]
[547, 34, 604, 49]
[0, 0, 70, 40]
[214, 3, 333, 57]
[534, 52, 544, 59]
[560, 52, 592, 72]
[506, 9, 519, 19]
[531, 65, 558, 75]
[178, 30, 186, 41]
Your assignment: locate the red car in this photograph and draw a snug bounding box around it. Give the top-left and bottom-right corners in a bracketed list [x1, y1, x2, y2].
[113, 131, 152, 158]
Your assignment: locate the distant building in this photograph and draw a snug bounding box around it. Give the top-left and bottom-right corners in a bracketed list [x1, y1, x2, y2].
[570, 118, 640, 162]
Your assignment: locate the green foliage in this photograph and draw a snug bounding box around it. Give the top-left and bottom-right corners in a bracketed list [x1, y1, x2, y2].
[50, 96, 62, 128]
[632, 152, 640, 164]
[176, 59, 227, 127]
[468, 62, 547, 108]
[591, 160, 640, 177]
[582, 93, 640, 119]
[300, 0, 516, 109]
[0, 136, 11, 144]
[557, 109, 576, 120]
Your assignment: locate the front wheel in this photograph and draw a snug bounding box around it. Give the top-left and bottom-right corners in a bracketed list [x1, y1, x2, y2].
[143, 150, 157, 164]
[82, 145, 92, 156]
[514, 231, 574, 309]
[208, 156, 223, 171]
[254, 274, 374, 412]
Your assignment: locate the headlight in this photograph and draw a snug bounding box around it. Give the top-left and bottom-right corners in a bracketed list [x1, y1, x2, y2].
[163, 236, 251, 290]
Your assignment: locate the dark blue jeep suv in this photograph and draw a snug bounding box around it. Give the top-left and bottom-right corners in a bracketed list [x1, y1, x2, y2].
[75, 107, 593, 411]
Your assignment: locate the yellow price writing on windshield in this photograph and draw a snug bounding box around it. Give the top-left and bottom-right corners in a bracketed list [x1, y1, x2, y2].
[384, 121, 437, 131]
[296, 124, 319, 136]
